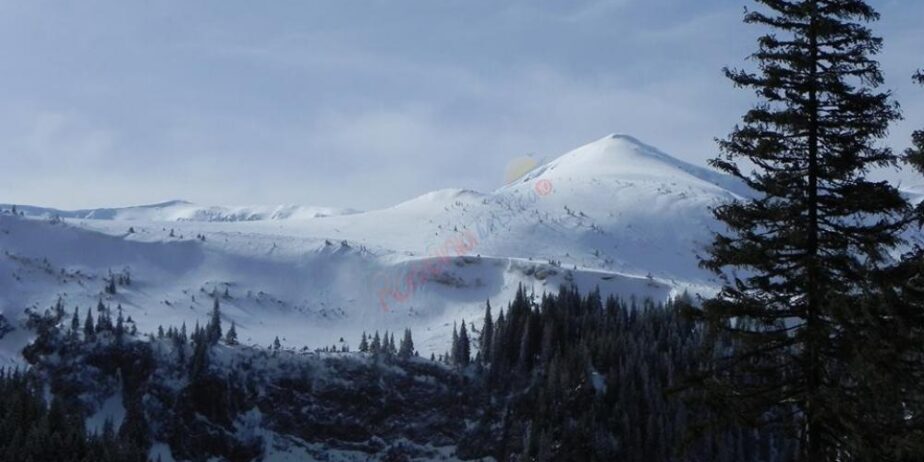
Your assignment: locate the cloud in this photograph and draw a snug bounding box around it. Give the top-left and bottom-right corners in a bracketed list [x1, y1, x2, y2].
[22, 112, 115, 165]
[0, 110, 118, 191]
[0, 0, 920, 209]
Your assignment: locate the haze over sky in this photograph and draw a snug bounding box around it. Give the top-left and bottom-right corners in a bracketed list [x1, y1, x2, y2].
[1, 0, 922, 210]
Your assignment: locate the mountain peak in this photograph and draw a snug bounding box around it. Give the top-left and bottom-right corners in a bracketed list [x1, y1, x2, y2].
[540, 134, 696, 181]
[504, 133, 749, 198]
[602, 133, 645, 143]
[588, 133, 674, 160]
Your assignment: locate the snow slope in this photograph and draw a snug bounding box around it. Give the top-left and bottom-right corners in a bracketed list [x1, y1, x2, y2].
[1, 134, 743, 364]
[1, 200, 359, 222]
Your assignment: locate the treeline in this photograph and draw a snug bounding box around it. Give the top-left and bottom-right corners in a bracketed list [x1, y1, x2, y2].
[357, 328, 416, 359]
[0, 369, 147, 462]
[21, 282, 794, 461]
[452, 286, 794, 461]
[23, 298, 138, 364]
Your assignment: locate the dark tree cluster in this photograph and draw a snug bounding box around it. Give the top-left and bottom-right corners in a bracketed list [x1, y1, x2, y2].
[24, 299, 137, 363]
[104, 269, 132, 295]
[0, 369, 147, 462]
[358, 329, 411, 358]
[461, 286, 795, 461]
[19, 282, 806, 461]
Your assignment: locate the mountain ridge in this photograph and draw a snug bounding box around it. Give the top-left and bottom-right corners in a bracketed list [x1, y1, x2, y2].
[1, 201, 360, 222]
[0, 133, 756, 366]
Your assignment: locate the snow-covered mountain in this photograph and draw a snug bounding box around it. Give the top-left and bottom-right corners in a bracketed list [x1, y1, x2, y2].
[1, 200, 359, 222]
[1, 134, 744, 364]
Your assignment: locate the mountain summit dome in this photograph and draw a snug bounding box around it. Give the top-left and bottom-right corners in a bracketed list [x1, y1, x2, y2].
[509, 133, 749, 198]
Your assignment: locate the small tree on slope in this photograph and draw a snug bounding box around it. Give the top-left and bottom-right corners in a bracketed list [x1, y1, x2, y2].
[398, 328, 414, 360]
[225, 321, 238, 346]
[208, 298, 222, 345]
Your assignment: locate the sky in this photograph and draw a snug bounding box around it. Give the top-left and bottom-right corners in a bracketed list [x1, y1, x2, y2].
[1, 0, 922, 210]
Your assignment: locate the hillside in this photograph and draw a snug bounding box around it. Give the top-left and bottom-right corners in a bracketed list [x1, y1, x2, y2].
[1, 134, 741, 364]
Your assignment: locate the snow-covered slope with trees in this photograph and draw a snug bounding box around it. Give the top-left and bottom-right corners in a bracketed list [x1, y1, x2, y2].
[1, 134, 750, 364]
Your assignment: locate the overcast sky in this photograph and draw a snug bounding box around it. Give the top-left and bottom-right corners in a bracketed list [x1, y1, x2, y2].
[1, 0, 922, 210]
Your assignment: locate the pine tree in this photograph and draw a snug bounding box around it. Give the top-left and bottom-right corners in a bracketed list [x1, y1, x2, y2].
[490, 310, 507, 381]
[382, 331, 391, 357]
[880, 68, 924, 455]
[208, 298, 222, 345]
[189, 328, 210, 379]
[95, 300, 113, 334]
[358, 331, 369, 353]
[273, 336, 281, 350]
[105, 276, 116, 295]
[399, 328, 414, 359]
[225, 321, 238, 346]
[70, 307, 80, 335]
[480, 299, 493, 364]
[696, 2, 917, 460]
[114, 304, 124, 341]
[371, 331, 381, 354]
[451, 322, 459, 365]
[457, 320, 470, 368]
[517, 315, 534, 372]
[83, 309, 95, 341]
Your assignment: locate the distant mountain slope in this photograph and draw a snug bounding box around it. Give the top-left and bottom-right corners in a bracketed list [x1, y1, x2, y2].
[0, 212, 670, 366]
[0, 133, 751, 365]
[1, 200, 359, 222]
[207, 135, 745, 282]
